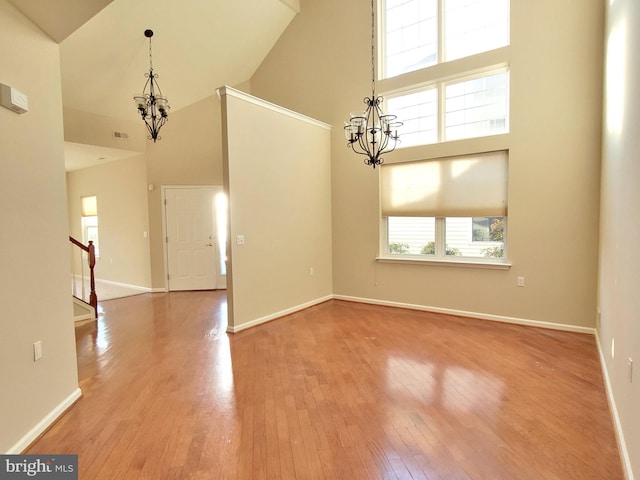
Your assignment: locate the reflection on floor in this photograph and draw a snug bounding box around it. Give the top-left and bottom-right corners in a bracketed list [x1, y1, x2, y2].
[29, 293, 624, 479]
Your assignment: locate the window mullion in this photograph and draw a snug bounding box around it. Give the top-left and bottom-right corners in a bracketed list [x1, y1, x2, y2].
[435, 217, 445, 257]
[438, 0, 445, 63]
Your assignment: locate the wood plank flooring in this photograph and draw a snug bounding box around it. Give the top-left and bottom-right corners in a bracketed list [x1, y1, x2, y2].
[27, 292, 624, 479]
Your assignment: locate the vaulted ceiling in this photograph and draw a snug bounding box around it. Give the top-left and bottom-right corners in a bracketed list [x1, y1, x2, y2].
[8, 0, 299, 168]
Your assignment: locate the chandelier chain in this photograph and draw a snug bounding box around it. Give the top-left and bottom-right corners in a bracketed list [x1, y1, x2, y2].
[370, 0, 375, 98]
[343, 1, 402, 168]
[148, 36, 153, 71]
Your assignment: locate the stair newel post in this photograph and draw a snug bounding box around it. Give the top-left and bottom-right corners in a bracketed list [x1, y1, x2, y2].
[88, 240, 98, 311]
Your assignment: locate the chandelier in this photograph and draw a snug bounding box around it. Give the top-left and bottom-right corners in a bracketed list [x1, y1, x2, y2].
[134, 29, 170, 142]
[344, 0, 402, 169]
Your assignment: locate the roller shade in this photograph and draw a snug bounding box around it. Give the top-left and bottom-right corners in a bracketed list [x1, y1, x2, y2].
[381, 151, 507, 217]
[81, 195, 97, 216]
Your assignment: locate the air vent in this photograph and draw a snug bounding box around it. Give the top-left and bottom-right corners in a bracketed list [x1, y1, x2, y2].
[112, 130, 129, 140]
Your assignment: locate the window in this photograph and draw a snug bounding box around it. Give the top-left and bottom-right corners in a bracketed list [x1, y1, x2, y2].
[444, 0, 510, 62]
[444, 71, 509, 140]
[81, 195, 99, 257]
[387, 69, 509, 147]
[386, 88, 438, 148]
[380, 151, 508, 262]
[383, 0, 510, 79]
[384, 0, 438, 78]
[381, 0, 510, 148]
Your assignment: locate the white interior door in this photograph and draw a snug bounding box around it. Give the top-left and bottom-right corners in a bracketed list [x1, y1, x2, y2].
[165, 187, 226, 291]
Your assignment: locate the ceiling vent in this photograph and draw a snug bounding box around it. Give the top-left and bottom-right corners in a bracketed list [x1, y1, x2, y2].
[112, 130, 129, 140]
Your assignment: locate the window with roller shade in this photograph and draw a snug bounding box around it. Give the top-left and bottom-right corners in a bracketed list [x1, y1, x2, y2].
[381, 150, 507, 261]
[81, 195, 99, 257]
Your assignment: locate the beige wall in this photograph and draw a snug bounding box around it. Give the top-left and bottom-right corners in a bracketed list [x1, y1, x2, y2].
[220, 88, 333, 330]
[251, 0, 604, 329]
[145, 95, 224, 288]
[600, 0, 640, 477]
[0, 0, 79, 452]
[66, 154, 152, 288]
[64, 107, 146, 153]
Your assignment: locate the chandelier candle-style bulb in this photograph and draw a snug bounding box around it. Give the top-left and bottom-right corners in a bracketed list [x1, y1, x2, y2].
[133, 29, 170, 142]
[344, 0, 402, 168]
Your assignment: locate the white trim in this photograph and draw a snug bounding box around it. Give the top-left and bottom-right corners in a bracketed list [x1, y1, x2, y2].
[595, 332, 635, 480]
[332, 294, 596, 334]
[376, 256, 511, 270]
[226, 295, 333, 333]
[6, 388, 82, 454]
[94, 278, 151, 294]
[150, 287, 166, 293]
[216, 86, 332, 131]
[72, 296, 96, 321]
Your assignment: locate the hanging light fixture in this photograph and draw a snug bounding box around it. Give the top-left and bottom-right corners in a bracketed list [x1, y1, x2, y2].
[344, 0, 402, 169]
[134, 29, 170, 142]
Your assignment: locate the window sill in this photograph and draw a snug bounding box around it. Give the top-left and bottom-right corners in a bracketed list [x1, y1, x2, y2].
[376, 256, 511, 270]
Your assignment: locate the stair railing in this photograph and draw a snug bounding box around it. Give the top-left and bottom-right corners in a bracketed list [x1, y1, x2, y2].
[69, 236, 97, 311]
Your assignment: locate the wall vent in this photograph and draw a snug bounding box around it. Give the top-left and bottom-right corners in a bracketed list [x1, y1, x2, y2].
[112, 130, 129, 140]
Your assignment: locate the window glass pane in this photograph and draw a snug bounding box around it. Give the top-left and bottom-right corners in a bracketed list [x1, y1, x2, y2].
[384, 0, 437, 78]
[81, 215, 99, 257]
[444, 71, 509, 141]
[444, 0, 509, 61]
[387, 217, 436, 255]
[387, 88, 438, 148]
[445, 217, 505, 258]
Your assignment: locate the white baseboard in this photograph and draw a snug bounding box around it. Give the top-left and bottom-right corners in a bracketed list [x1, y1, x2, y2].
[94, 278, 151, 293]
[333, 294, 596, 334]
[595, 332, 635, 480]
[6, 388, 82, 454]
[227, 295, 333, 333]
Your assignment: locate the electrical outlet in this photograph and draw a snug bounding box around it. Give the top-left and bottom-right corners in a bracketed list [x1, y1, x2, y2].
[236, 235, 245, 245]
[629, 358, 633, 383]
[309, 267, 314, 276]
[33, 341, 42, 361]
[517, 276, 525, 287]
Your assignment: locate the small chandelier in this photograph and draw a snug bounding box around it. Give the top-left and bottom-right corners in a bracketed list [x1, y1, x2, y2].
[344, 0, 402, 169]
[134, 29, 170, 142]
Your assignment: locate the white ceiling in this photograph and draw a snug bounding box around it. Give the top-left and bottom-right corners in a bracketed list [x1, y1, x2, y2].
[8, 0, 299, 169]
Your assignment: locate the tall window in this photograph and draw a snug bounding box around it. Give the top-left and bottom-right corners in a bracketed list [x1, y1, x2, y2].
[380, 151, 508, 261]
[381, 0, 510, 148]
[81, 195, 99, 257]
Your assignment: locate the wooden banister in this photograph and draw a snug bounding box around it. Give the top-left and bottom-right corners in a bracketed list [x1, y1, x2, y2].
[69, 236, 97, 311]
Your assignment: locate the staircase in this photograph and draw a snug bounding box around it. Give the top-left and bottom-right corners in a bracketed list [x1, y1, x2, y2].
[69, 236, 97, 322]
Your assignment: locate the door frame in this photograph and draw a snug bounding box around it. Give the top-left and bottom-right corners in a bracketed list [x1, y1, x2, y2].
[161, 185, 224, 292]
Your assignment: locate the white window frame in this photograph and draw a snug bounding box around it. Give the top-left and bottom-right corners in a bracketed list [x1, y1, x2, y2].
[377, 0, 511, 269]
[379, 217, 510, 269]
[385, 67, 509, 148]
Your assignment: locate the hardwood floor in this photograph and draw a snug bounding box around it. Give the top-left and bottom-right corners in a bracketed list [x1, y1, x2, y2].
[27, 292, 623, 479]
